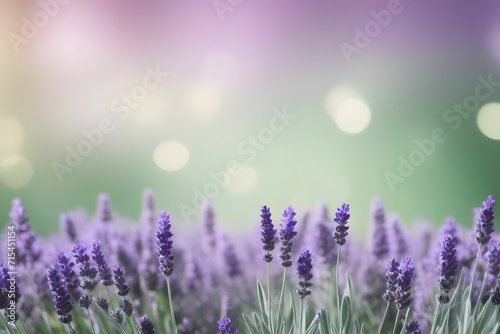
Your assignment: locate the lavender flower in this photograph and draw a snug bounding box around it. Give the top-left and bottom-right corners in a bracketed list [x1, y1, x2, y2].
[120, 298, 133, 317]
[489, 242, 500, 278]
[437, 235, 458, 303]
[391, 218, 409, 258]
[112, 309, 124, 324]
[139, 314, 156, 334]
[201, 199, 217, 251]
[372, 198, 389, 261]
[97, 193, 113, 223]
[0, 264, 19, 306]
[491, 275, 500, 305]
[72, 244, 97, 291]
[279, 205, 298, 268]
[91, 240, 114, 286]
[47, 267, 73, 324]
[316, 220, 337, 265]
[296, 249, 313, 299]
[395, 257, 415, 310]
[333, 203, 350, 246]
[383, 258, 400, 303]
[56, 252, 79, 290]
[260, 205, 276, 263]
[60, 213, 78, 242]
[113, 264, 130, 296]
[156, 211, 174, 277]
[78, 294, 92, 309]
[218, 316, 237, 334]
[223, 241, 242, 279]
[405, 319, 422, 334]
[96, 296, 109, 314]
[476, 195, 495, 245]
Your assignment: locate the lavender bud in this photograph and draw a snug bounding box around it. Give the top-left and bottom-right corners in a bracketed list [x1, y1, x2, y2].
[476, 195, 495, 245]
[0, 263, 20, 304]
[438, 235, 458, 303]
[91, 241, 114, 286]
[395, 257, 415, 310]
[113, 264, 130, 296]
[60, 214, 78, 242]
[139, 314, 156, 334]
[156, 212, 174, 277]
[260, 205, 277, 263]
[279, 205, 298, 268]
[405, 319, 422, 334]
[296, 249, 313, 299]
[56, 252, 80, 290]
[47, 267, 73, 324]
[72, 244, 97, 291]
[0, 288, 8, 309]
[333, 203, 350, 246]
[218, 316, 237, 334]
[78, 294, 92, 309]
[383, 258, 400, 303]
[120, 297, 133, 317]
[96, 296, 109, 314]
[112, 309, 124, 324]
[97, 193, 113, 223]
[223, 241, 242, 279]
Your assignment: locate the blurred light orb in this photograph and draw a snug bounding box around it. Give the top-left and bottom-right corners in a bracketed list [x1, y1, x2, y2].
[226, 164, 258, 195]
[0, 155, 34, 189]
[325, 87, 371, 134]
[153, 141, 190, 171]
[0, 117, 24, 158]
[477, 103, 500, 140]
[185, 83, 221, 119]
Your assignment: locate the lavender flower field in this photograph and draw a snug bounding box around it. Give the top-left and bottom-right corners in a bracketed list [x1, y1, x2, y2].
[0, 190, 498, 334]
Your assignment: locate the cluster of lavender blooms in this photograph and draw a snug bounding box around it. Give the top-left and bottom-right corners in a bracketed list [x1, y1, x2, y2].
[0, 190, 497, 333]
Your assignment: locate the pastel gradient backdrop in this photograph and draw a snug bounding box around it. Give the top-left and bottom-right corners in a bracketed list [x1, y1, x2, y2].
[0, 0, 499, 237]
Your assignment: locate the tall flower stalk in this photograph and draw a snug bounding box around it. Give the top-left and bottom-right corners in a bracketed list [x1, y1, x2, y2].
[471, 195, 495, 292]
[393, 257, 414, 334]
[296, 249, 313, 332]
[378, 258, 400, 334]
[156, 211, 176, 334]
[276, 205, 297, 332]
[259, 205, 276, 328]
[332, 203, 350, 327]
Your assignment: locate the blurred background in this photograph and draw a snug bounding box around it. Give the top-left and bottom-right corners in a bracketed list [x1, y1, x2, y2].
[0, 0, 499, 238]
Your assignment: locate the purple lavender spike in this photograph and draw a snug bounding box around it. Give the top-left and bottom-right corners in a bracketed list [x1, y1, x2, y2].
[56, 252, 80, 290]
[113, 265, 129, 296]
[279, 205, 298, 268]
[333, 203, 350, 246]
[391, 217, 409, 258]
[371, 198, 389, 261]
[72, 244, 97, 291]
[476, 195, 495, 245]
[296, 249, 313, 299]
[97, 193, 113, 223]
[223, 240, 242, 279]
[405, 319, 422, 334]
[47, 267, 73, 324]
[60, 214, 78, 243]
[201, 199, 217, 251]
[260, 205, 276, 263]
[489, 242, 500, 278]
[139, 315, 156, 334]
[156, 212, 174, 277]
[437, 235, 458, 303]
[91, 241, 114, 286]
[395, 257, 414, 310]
[383, 258, 400, 303]
[218, 316, 237, 334]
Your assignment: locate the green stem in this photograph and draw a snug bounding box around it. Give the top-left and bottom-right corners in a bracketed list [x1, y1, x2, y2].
[276, 268, 288, 332]
[430, 302, 442, 334]
[166, 276, 177, 334]
[267, 262, 272, 331]
[0, 314, 13, 334]
[377, 302, 390, 334]
[477, 259, 489, 308]
[299, 298, 304, 333]
[86, 309, 97, 334]
[391, 309, 400, 334]
[67, 322, 76, 334]
[470, 244, 483, 297]
[336, 245, 341, 327]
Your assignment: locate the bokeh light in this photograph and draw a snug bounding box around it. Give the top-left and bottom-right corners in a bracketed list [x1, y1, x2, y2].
[0, 155, 34, 189]
[325, 87, 371, 134]
[477, 103, 500, 140]
[185, 83, 222, 119]
[153, 141, 190, 171]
